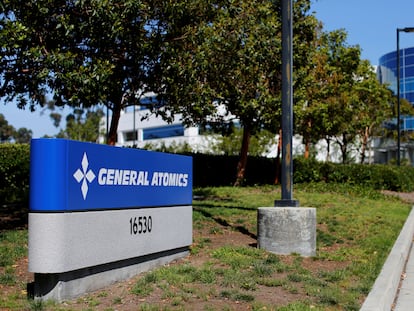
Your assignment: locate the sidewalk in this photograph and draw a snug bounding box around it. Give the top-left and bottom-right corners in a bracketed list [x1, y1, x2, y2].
[394, 237, 414, 310]
[360, 207, 414, 311]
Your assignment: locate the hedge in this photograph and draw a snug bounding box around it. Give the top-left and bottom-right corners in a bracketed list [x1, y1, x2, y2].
[0, 143, 30, 205]
[191, 153, 276, 187]
[293, 156, 414, 192]
[193, 154, 414, 191]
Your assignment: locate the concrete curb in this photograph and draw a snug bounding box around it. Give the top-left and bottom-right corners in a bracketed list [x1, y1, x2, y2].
[360, 207, 414, 311]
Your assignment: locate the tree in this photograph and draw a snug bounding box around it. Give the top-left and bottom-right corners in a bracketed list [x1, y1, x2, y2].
[152, 0, 318, 185]
[0, 113, 15, 143]
[381, 96, 414, 145]
[294, 23, 330, 159]
[351, 59, 393, 163]
[0, 0, 159, 145]
[294, 28, 392, 163]
[309, 29, 360, 163]
[14, 127, 32, 143]
[0, 113, 33, 143]
[55, 108, 104, 142]
[211, 128, 277, 157]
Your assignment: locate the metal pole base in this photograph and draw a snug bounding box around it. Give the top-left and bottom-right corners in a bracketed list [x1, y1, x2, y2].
[274, 199, 299, 207]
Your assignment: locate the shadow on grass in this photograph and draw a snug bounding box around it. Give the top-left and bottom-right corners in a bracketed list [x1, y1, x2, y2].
[193, 201, 258, 212]
[0, 203, 28, 231]
[194, 206, 257, 240]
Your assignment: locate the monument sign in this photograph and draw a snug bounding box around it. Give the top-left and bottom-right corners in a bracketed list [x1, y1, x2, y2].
[28, 139, 192, 300]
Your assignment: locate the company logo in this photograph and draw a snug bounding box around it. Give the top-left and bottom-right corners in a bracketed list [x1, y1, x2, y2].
[72, 151, 189, 201]
[73, 152, 96, 200]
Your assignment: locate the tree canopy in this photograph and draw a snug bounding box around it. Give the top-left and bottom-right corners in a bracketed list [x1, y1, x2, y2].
[0, 113, 15, 142]
[1, 0, 318, 184]
[0, 0, 401, 181]
[152, 0, 317, 184]
[295, 28, 393, 163]
[54, 107, 104, 142]
[0, 113, 32, 143]
[1, 0, 158, 144]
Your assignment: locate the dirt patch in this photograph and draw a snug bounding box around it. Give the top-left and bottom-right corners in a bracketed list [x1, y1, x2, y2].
[381, 190, 414, 204]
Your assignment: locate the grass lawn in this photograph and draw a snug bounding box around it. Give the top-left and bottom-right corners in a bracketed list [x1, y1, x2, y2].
[0, 183, 411, 310]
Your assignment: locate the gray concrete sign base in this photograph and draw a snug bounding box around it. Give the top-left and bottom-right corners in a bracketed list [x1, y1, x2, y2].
[257, 207, 316, 257]
[29, 247, 189, 302]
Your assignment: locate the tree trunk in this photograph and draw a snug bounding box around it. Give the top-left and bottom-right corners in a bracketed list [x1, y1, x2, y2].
[360, 126, 369, 164]
[274, 129, 282, 184]
[234, 125, 251, 187]
[361, 126, 371, 164]
[325, 137, 331, 162]
[107, 103, 122, 145]
[340, 133, 348, 164]
[304, 140, 310, 159]
[304, 120, 311, 159]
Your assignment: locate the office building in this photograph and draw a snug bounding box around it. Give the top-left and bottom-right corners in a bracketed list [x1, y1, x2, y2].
[378, 47, 414, 105]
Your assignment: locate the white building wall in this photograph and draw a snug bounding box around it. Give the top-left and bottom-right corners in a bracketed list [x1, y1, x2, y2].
[101, 108, 373, 163]
[101, 108, 212, 152]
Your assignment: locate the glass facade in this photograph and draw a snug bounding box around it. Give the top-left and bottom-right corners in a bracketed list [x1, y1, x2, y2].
[143, 124, 184, 140]
[378, 47, 414, 104]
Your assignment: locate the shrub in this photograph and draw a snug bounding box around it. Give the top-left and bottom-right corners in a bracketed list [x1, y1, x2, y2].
[0, 143, 30, 205]
[293, 158, 414, 192]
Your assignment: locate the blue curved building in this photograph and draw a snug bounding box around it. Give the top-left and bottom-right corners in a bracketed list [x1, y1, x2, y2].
[376, 47, 414, 164]
[377, 47, 414, 105]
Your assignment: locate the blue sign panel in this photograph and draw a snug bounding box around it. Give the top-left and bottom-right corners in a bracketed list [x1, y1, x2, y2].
[30, 139, 192, 211]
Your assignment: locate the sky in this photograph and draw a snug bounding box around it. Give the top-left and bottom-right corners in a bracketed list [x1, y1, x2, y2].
[312, 0, 414, 64]
[2, 0, 414, 138]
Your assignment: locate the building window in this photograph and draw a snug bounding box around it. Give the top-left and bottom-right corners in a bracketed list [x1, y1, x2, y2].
[378, 47, 414, 106]
[143, 124, 184, 140]
[124, 130, 138, 142]
[403, 117, 414, 131]
[198, 121, 240, 135]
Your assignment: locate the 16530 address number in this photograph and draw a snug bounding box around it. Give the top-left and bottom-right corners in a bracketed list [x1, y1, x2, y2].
[129, 216, 152, 235]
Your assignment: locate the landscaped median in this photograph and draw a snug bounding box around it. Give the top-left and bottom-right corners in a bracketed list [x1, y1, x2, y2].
[0, 183, 412, 310]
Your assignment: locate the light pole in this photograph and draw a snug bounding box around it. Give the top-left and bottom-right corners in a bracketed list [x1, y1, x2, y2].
[257, 0, 315, 258]
[275, 0, 298, 207]
[396, 27, 414, 166]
